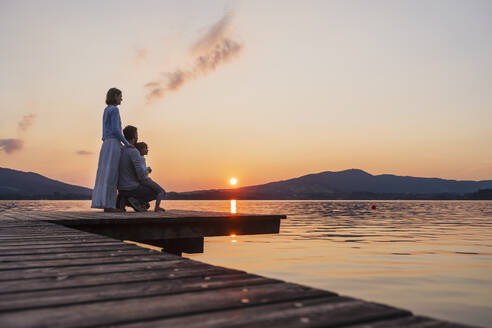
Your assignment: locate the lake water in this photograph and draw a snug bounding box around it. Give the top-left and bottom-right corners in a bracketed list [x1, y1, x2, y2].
[1, 200, 491, 327]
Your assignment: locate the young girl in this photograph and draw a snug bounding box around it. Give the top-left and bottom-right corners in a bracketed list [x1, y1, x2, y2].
[91, 88, 131, 211]
[135, 142, 166, 212]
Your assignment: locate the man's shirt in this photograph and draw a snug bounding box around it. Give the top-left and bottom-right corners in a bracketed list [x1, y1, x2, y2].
[118, 146, 147, 191]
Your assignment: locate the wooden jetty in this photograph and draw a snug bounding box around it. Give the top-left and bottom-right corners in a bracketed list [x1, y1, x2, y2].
[0, 209, 473, 327]
[6, 210, 284, 256]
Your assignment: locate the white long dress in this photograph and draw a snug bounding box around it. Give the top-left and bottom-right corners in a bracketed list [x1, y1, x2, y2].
[91, 105, 130, 209]
[91, 138, 121, 208]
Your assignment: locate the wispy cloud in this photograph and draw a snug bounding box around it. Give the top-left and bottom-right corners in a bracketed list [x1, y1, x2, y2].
[17, 113, 36, 133]
[134, 48, 148, 63]
[145, 12, 243, 103]
[191, 13, 232, 55]
[1, 113, 37, 155]
[0, 139, 24, 154]
[76, 150, 92, 155]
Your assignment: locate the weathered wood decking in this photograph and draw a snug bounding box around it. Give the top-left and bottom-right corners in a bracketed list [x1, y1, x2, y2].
[0, 209, 473, 327]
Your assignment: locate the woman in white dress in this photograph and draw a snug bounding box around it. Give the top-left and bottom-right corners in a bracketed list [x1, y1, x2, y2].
[91, 88, 131, 211]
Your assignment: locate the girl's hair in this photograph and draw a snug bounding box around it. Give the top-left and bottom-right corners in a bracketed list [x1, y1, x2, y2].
[106, 88, 122, 105]
[135, 142, 148, 154]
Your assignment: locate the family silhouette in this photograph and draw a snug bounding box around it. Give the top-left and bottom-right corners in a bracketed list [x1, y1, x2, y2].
[91, 88, 165, 212]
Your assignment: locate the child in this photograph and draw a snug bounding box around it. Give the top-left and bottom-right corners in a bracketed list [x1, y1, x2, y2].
[135, 142, 166, 212]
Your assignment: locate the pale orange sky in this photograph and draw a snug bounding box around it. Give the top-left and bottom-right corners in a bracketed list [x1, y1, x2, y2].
[0, 1, 491, 191]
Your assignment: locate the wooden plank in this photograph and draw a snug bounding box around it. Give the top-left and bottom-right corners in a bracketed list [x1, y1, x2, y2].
[0, 237, 117, 247]
[0, 244, 151, 256]
[40, 209, 279, 218]
[0, 248, 156, 262]
[0, 217, 71, 224]
[0, 227, 54, 232]
[0, 223, 61, 228]
[0, 216, 17, 222]
[0, 273, 278, 312]
[109, 296, 412, 328]
[0, 235, 116, 248]
[0, 214, 51, 221]
[0, 234, 94, 240]
[345, 315, 472, 328]
[0, 252, 179, 270]
[0, 232, 103, 238]
[0, 263, 244, 294]
[0, 258, 197, 281]
[0, 221, 99, 238]
[0, 220, 59, 226]
[0, 225, 95, 232]
[17, 209, 285, 224]
[0, 211, 57, 222]
[0, 231, 101, 239]
[0, 220, 55, 226]
[0, 223, 81, 229]
[0, 234, 103, 241]
[0, 240, 126, 251]
[0, 223, 88, 233]
[3, 210, 285, 222]
[0, 282, 333, 328]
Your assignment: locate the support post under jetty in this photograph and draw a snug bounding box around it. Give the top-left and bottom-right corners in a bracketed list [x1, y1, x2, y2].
[0, 209, 474, 327]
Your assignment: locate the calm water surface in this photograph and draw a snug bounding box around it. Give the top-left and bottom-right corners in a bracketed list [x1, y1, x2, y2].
[1, 200, 491, 327]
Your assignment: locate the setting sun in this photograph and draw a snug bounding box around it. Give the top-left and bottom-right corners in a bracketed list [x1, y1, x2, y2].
[229, 178, 238, 185]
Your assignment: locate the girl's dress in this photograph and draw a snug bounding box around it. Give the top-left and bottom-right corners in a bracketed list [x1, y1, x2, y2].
[91, 105, 130, 209]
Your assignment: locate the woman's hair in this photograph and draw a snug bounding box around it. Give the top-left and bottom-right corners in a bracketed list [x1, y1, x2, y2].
[106, 88, 122, 105]
[123, 125, 138, 141]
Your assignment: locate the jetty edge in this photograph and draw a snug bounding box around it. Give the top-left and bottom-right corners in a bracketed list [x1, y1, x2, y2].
[0, 209, 476, 327]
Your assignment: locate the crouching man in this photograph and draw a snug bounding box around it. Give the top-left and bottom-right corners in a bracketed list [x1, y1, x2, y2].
[117, 125, 162, 211]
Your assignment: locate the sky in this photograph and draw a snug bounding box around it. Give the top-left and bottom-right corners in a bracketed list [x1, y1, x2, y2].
[0, 0, 491, 192]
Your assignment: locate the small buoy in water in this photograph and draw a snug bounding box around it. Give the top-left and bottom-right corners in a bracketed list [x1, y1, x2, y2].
[371, 205, 377, 210]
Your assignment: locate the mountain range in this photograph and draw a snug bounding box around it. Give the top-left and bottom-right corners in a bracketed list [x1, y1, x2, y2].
[0, 168, 92, 200]
[1, 167, 491, 200]
[168, 169, 492, 200]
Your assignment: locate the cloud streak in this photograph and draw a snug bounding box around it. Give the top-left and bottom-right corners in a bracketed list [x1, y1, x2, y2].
[76, 150, 92, 155]
[145, 12, 243, 102]
[0, 139, 24, 154]
[1, 113, 37, 155]
[17, 113, 36, 133]
[134, 48, 148, 63]
[191, 13, 232, 55]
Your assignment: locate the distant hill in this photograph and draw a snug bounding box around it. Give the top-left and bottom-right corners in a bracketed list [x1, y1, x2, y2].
[168, 169, 492, 200]
[0, 168, 92, 200]
[1, 167, 491, 200]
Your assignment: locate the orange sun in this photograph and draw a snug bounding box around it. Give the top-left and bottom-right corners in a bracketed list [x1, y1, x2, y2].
[229, 177, 237, 185]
